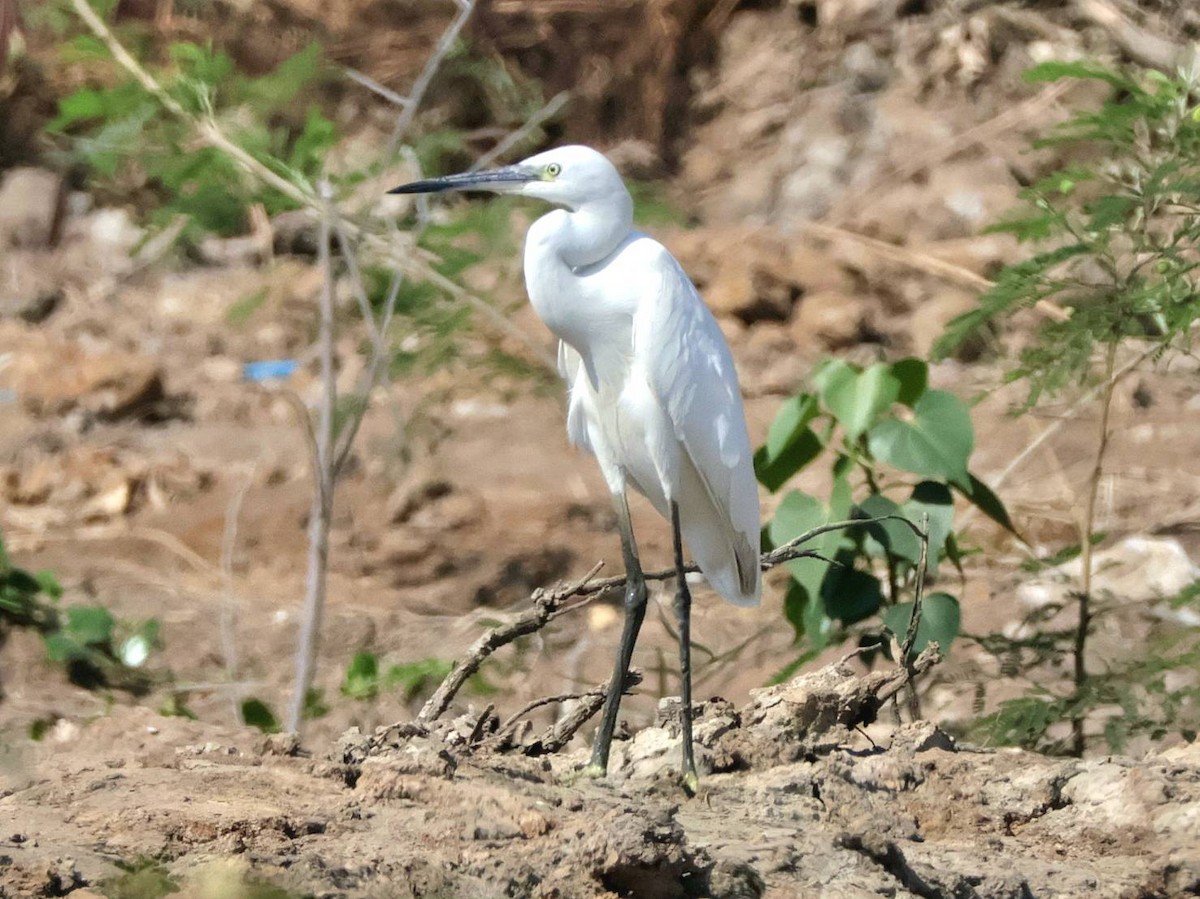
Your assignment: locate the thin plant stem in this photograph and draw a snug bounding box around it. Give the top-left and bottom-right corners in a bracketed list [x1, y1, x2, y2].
[287, 189, 337, 734]
[1072, 340, 1119, 756]
[219, 471, 254, 725]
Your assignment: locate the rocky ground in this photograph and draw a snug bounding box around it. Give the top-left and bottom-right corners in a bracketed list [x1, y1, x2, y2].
[2, 0, 1200, 896]
[6, 657, 1200, 898]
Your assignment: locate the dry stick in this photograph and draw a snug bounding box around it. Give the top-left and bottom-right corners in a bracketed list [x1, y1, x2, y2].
[219, 472, 254, 725]
[286, 193, 337, 733]
[470, 91, 572, 172]
[498, 687, 606, 735]
[418, 516, 918, 726]
[899, 516, 931, 720]
[799, 220, 994, 291]
[386, 0, 477, 154]
[539, 670, 643, 754]
[1072, 341, 1119, 757]
[417, 561, 606, 726]
[331, 271, 406, 480]
[343, 67, 409, 108]
[1072, 0, 1189, 72]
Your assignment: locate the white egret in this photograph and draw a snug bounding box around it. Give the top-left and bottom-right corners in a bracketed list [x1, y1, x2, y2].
[390, 145, 761, 789]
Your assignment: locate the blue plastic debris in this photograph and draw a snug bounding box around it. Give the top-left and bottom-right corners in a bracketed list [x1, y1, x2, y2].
[243, 359, 300, 382]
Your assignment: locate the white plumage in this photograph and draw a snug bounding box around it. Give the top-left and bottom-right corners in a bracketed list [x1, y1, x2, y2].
[390, 144, 761, 784]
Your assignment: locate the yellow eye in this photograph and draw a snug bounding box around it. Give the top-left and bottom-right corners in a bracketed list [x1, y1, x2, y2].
[546, 163, 562, 178]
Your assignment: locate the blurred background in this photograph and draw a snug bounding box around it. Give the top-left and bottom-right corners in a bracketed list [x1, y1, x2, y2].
[2, 0, 1199, 765]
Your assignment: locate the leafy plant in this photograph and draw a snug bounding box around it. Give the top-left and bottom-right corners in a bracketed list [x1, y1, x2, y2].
[0, 532, 158, 693]
[241, 698, 281, 734]
[757, 357, 1012, 678]
[935, 60, 1200, 755]
[341, 652, 458, 703]
[47, 22, 338, 240]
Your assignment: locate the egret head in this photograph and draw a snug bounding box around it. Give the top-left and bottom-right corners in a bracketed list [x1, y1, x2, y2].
[388, 145, 627, 211]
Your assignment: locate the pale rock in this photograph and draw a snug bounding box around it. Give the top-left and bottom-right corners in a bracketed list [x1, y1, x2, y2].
[1016, 535, 1200, 628]
[0, 167, 60, 248]
[0, 249, 64, 322]
[790, 289, 868, 350]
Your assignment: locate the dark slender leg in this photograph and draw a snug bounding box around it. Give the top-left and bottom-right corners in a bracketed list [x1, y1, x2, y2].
[586, 490, 648, 776]
[671, 501, 698, 793]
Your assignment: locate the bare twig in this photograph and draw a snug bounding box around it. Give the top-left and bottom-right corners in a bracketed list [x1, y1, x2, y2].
[343, 67, 408, 108]
[470, 91, 572, 172]
[498, 688, 605, 734]
[537, 670, 643, 754]
[1072, 340, 1119, 757]
[875, 644, 941, 706]
[899, 515, 931, 720]
[331, 269, 406, 480]
[899, 517, 931, 665]
[467, 703, 496, 746]
[286, 188, 337, 734]
[220, 471, 254, 725]
[799, 221, 994, 291]
[385, 0, 477, 155]
[419, 516, 916, 725]
[416, 561, 606, 725]
[1072, 0, 1188, 72]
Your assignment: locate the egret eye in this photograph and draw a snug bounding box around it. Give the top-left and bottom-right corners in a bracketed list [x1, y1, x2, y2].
[546, 163, 562, 178]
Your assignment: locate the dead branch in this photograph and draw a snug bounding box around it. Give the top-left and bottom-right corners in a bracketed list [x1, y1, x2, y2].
[286, 191, 337, 733]
[536, 669, 642, 754]
[416, 561, 607, 725]
[1072, 0, 1189, 72]
[419, 516, 921, 726]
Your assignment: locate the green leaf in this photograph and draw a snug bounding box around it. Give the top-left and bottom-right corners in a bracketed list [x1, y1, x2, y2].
[43, 632, 87, 664]
[1085, 194, 1137, 231]
[891, 358, 928, 407]
[341, 651, 380, 701]
[782, 580, 810, 643]
[51, 88, 106, 130]
[821, 565, 884, 625]
[65, 606, 115, 646]
[904, 481, 956, 567]
[384, 658, 453, 701]
[767, 490, 828, 554]
[955, 472, 1019, 535]
[856, 494, 921, 563]
[884, 592, 961, 661]
[754, 428, 823, 492]
[241, 698, 281, 733]
[5, 568, 42, 596]
[867, 390, 974, 488]
[764, 394, 821, 461]
[225, 288, 268, 326]
[822, 362, 901, 442]
[1023, 60, 1135, 91]
[303, 687, 330, 720]
[35, 570, 63, 600]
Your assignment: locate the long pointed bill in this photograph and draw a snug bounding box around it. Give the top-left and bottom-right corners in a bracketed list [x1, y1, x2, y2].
[387, 165, 538, 195]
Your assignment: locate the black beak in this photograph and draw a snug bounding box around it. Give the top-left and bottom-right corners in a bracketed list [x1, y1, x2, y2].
[387, 165, 538, 195]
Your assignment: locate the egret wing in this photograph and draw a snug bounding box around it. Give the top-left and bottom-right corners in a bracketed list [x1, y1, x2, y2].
[558, 340, 593, 454]
[631, 243, 762, 605]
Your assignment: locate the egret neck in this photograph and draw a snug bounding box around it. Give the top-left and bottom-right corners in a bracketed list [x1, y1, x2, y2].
[524, 194, 635, 387]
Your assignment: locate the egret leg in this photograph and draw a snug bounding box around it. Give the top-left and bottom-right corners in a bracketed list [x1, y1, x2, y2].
[671, 501, 699, 793]
[586, 490, 648, 776]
